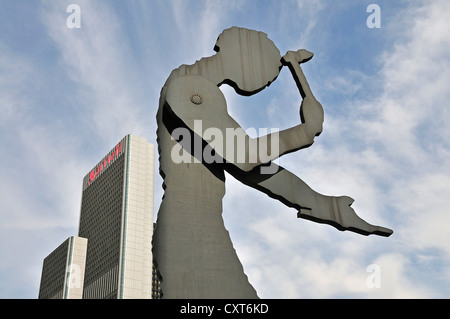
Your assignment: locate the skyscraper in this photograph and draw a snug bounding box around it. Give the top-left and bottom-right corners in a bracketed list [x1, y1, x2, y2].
[38, 236, 87, 299]
[38, 134, 155, 299]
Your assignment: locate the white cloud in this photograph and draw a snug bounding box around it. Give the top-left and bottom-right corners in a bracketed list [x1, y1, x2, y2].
[0, 44, 83, 231]
[367, 253, 433, 298]
[323, 69, 367, 97]
[168, 0, 243, 60]
[392, 173, 450, 254]
[293, 0, 324, 47]
[354, 0, 450, 256]
[40, 0, 150, 144]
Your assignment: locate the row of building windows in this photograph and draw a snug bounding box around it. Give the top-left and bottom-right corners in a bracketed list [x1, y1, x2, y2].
[152, 265, 162, 299]
[83, 265, 119, 299]
[38, 239, 70, 299]
[79, 155, 125, 298]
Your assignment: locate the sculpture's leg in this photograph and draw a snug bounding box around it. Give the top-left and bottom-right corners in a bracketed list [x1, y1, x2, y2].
[153, 121, 259, 298]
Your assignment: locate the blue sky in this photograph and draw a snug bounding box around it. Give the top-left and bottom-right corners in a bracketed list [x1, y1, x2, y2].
[1, 0, 449, 298]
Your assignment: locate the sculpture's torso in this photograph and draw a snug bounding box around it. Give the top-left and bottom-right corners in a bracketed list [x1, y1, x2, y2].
[152, 64, 258, 298]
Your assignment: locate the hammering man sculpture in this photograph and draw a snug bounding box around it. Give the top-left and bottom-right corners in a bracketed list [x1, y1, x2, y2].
[153, 27, 393, 299]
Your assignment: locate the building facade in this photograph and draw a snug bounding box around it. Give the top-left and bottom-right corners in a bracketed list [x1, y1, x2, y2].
[39, 134, 155, 299]
[38, 236, 87, 299]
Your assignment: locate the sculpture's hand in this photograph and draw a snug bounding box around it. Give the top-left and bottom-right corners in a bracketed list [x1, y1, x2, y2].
[298, 196, 394, 237]
[282, 49, 314, 65]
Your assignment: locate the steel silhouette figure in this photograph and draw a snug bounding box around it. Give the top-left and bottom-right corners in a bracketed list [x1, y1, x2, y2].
[153, 27, 393, 299]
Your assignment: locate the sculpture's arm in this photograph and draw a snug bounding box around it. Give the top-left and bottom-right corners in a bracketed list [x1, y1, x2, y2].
[164, 74, 322, 172]
[162, 75, 393, 237]
[226, 162, 393, 237]
[281, 49, 324, 139]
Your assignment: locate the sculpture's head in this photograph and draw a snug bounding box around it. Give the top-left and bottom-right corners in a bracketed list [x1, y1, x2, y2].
[214, 27, 282, 96]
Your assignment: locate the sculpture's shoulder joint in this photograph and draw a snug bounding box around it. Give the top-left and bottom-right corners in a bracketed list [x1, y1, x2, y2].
[165, 75, 228, 123]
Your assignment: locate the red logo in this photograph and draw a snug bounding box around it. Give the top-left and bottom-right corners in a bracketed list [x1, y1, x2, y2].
[87, 142, 122, 187]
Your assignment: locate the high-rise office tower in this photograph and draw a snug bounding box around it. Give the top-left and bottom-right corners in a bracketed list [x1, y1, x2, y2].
[38, 134, 155, 299]
[38, 236, 87, 299]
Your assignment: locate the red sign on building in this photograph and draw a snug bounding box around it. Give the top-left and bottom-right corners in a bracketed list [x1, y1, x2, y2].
[86, 142, 122, 187]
